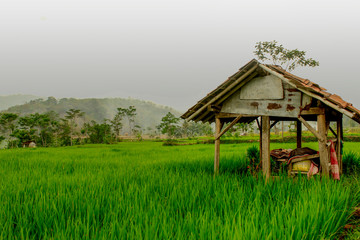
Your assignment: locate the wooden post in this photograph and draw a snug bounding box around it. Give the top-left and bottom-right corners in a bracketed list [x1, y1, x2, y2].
[261, 116, 270, 179]
[317, 114, 330, 176]
[256, 118, 262, 161]
[325, 121, 330, 137]
[214, 117, 223, 175]
[337, 115, 343, 174]
[296, 120, 302, 148]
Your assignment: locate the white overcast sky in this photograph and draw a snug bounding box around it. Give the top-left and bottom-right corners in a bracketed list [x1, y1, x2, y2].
[1, 0, 360, 111]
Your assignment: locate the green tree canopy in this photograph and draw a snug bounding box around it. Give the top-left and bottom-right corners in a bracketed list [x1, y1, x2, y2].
[117, 106, 137, 135]
[0, 113, 19, 135]
[254, 40, 319, 71]
[156, 112, 180, 139]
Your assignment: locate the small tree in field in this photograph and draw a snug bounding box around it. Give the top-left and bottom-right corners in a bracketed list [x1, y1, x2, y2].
[117, 106, 137, 135]
[110, 108, 125, 139]
[254, 40, 319, 71]
[83, 120, 114, 144]
[157, 112, 180, 139]
[65, 109, 84, 145]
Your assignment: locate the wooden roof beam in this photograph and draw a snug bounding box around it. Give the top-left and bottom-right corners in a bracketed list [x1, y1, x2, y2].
[298, 116, 324, 142]
[215, 115, 242, 140]
[300, 107, 325, 115]
[329, 126, 337, 138]
[195, 110, 211, 122]
[203, 114, 214, 123]
[270, 120, 280, 130]
[215, 71, 258, 105]
[187, 64, 259, 121]
[256, 118, 261, 129]
[216, 112, 257, 118]
[209, 104, 222, 112]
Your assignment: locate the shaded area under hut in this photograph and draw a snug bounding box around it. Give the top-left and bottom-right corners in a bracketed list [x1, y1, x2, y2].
[182, 59, 360, 178]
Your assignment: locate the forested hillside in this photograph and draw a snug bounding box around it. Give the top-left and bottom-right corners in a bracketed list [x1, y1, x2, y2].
[5, 97, 181, 130]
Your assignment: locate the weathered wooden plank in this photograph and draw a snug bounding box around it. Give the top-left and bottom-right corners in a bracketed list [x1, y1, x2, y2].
[298, 116, 323, 142]
[329, 126, 337, 138]
[214, 117, 223, 175]
[270, 120, 279, 130]
[216, 112, 257, 118]
[325, 120, 330, 137]
[270, 116, 300, 121]
[188, 64, 259, 121]
[318, 114, 330, 176]
[337, 115, 343, 174]
[256, 118, 261, 129]
[215, 115, 242, 140]
[261, 116, 271, 179]
[256, 118, 262, 161]
[300, 107, 325, 115]
[340, 115, 343, 174]
[297, 120, 302, 148]
[203, 113, 214, 123]
[216, 112, 242, 118]
[209, 105, 222, 112]
[196, 110, 211, 122]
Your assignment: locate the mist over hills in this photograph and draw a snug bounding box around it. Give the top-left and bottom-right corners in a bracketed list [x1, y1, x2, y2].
[0, 94, 41, 111]
[3, 95, 181, 130]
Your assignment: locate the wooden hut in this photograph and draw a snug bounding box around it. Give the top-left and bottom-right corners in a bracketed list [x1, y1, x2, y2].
[22, 141, 36, 148]
[181, 59, 360, 178]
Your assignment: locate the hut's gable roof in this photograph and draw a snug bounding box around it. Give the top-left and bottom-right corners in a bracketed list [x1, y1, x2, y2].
[182, 59, 360, 123]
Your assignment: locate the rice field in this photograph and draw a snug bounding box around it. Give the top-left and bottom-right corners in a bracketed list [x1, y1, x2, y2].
[1, 141, 360, 239]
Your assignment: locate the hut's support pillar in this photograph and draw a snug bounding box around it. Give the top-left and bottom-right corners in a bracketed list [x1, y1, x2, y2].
[337, 115, 343, 174]
[256, 118, 262, 161]
[261, 116, 270, 179]
[296, 120, 302, 148]
[317, 114, 330, 176]
[214, 117, 223, 175]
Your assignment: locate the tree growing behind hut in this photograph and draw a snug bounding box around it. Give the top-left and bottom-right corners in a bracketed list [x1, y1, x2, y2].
[254, 40, 319, 71]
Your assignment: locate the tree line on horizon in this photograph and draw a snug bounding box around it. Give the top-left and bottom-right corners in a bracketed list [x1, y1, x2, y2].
[4, 96, 183, 132]
[0, 106, 213, 148]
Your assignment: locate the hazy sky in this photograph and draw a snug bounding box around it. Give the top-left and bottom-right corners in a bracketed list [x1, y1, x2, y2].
[1, 0, 360, 111]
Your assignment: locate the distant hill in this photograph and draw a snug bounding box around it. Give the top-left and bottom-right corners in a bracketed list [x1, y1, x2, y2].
[4, 97, 181, 131]
[0, 94, 41, 110]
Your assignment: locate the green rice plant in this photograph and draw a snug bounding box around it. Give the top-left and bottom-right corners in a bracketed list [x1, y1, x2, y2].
[0, 142, 359, 239]
[246, 145, 260, 175]
[343, 151, 360, 175]
[246, 145, 260, 161]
